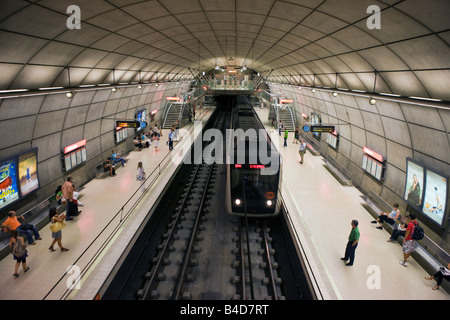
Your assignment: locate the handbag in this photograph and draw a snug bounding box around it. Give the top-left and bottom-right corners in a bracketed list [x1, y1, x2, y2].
[50, 221, 66, 233]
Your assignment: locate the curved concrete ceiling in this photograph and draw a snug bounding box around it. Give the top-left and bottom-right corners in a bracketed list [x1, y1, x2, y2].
[1, 0, 449, 100]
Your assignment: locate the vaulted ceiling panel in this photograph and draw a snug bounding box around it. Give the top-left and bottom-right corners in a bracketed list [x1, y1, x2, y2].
[0, 0, 447, 101]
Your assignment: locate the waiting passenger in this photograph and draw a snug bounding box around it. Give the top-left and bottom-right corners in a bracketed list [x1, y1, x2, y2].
[151, 130, 160, 151]
[48, 207, 69, 252]
[399, 213, 417, 267]
[425, 262, 450, 290]
[134, 136, 143, 151]
[55, 185, 64, 206]
[111, 150, 127, 167]
[10, 230, 30, 278]
[341, 219, 360, 266]
[104, 158, 116, 177]
[387, 216, 407, 242]
[371, 203, 400, 230]
[2, 211, 41, 245]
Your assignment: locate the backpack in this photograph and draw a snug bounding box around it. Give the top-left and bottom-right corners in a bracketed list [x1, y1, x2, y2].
[12, 237, 27, 258]
[411, 221, 424, 240]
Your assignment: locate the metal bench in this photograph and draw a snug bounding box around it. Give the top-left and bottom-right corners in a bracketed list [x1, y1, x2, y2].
[0, 195, 56, 260]
[323, 155, 352, 186]
[362, 191, 450, 293]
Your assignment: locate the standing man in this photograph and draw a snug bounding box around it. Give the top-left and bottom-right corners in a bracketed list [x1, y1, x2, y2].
[341, 220, 360, 266]
[399, 213, 417, 267]
[299, 140, 307, 164]
[283, 129, 288, 147]
[62, 176, 74, 221]
[168, 128, 174, 152]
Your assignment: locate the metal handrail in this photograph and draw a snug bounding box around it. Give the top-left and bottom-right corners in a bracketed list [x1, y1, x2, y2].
[44, 111, 211, 300]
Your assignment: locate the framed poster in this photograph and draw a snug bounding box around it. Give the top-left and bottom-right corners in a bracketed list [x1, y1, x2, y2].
[422, 168, 448, 227]
[0, 157, 20, 210]
[17, 149, 40, 197]
[403, 158, 424, 210]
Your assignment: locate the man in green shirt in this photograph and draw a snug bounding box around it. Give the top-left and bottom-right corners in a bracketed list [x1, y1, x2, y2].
[341, 220, 360, 266]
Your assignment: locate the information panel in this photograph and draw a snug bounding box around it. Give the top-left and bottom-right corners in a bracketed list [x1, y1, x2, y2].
[116, 121, 140, 128]
[362, 148, 385, 182]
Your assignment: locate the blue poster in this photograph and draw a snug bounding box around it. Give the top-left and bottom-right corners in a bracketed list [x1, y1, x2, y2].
[0, 158, 20, 210]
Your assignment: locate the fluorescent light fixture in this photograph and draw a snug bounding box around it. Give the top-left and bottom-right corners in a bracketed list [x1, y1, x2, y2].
[409, 96, 442, 102]
[39, 87, 63, 91]
[0, 89, 28, 94]
[379, 92, 401, 97]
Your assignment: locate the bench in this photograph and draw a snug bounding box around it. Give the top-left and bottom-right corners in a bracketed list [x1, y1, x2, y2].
[96, 159, 124, 179]
[362, 191, 450, 293]
[0, 188, 85, 260]
[0, 195, 56, 260]
[323, 155, 352, 186]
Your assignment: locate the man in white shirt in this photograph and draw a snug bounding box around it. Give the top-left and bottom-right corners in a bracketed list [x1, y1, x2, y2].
[299, 140, 307, 164]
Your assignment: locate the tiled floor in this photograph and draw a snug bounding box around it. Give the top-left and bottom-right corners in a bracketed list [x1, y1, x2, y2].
[0, 109, 213, 300]
[254, 107, 449, 300]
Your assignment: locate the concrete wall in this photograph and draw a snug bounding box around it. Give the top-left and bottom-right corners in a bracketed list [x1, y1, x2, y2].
[269, 83, 450, 251]
[0, 81, 191, 217]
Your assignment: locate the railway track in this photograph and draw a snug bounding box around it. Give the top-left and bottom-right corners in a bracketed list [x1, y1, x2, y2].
[102, 98, 315, 301]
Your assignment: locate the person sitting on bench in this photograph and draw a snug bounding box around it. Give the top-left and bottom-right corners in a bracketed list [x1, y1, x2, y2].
[371, 203, 400, 230]
[2, 211, 42, 245]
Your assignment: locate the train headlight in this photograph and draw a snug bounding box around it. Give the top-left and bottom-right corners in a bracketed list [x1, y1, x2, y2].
[235, 199, 241, 206]
[266, 200, 273, 206]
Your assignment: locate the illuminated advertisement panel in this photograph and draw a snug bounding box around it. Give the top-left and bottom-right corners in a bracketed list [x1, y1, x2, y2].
[18, 149, 40, 197]
[403, 158, 424, 210]
[422, 168, 448, 227]
[0, 157, 20, 210]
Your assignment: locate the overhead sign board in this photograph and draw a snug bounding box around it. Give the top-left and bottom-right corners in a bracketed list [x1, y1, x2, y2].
[116, 121, 140, 128]
[311, 125, 335, 133]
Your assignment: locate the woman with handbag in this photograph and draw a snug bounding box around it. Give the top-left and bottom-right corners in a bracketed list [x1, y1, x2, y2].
[10, 230, 30, 278]
[48, 207, 69, 252]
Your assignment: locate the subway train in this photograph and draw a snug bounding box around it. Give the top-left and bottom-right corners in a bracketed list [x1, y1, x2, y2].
[225, 96, 282, 218]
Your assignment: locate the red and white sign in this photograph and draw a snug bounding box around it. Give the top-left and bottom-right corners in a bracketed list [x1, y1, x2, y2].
[64, 139, 86, 154]
[166, 97, 180, 101]
[280, 99, 293, 104]
[363, 146, 384, 162]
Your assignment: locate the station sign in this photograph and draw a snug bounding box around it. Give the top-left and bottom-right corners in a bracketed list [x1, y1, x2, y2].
[311, 125, 335, 133]
[116, 121, 140, 128]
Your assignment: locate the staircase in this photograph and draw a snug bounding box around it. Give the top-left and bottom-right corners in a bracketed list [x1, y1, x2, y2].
[269, 105, 295, 132]
[279, 107, 295, 131]
[163, 102, 183, 129]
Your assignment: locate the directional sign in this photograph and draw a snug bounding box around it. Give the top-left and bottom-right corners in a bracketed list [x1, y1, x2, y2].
[302, 125, 310, 132]
[116, 121, 140, 128]
[140, 121, 148, 129]
[311, 125, 335, 133]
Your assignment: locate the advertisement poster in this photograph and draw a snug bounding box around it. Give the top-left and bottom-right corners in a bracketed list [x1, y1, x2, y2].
[0, 158, 20, 210]
[422, 170, 448, 226]
[404, 159, 424, 209]
[18, 150, 40, 197]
